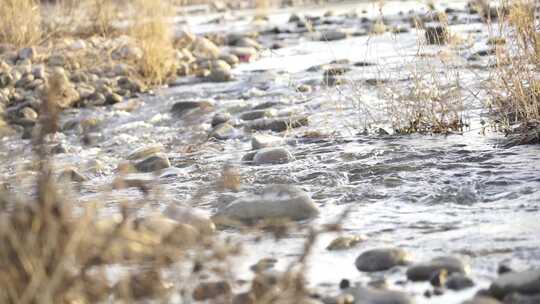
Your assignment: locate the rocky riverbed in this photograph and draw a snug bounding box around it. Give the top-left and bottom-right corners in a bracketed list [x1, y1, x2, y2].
[1, 0, 540, 303]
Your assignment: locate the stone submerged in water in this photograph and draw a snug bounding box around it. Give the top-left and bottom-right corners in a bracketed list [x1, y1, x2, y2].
[252, 147, 293, 165]
[214, 184, 319, 222]
[134, 153, 171, 172]
[251, 134, 285, 150]
[210, 122, 239, 140]
[488, 269, 540, 300]
[445, 273, 474, 290]
[346, 285, 413, 304]
[245, 116, 309, 132]
[406, 256, 468, 281]
[171, 100, 213, 116]
[355, 248, 410, 272]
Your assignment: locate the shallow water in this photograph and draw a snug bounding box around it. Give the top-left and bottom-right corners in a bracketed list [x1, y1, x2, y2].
[1, 1, 539, 303]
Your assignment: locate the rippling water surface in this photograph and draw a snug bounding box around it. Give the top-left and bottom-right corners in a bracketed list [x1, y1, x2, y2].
[1, 1, 539, 302]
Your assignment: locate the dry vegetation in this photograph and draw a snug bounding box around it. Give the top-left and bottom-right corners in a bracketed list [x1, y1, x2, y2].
[0, 0, 42, 47]
[488, 0, 540, 143]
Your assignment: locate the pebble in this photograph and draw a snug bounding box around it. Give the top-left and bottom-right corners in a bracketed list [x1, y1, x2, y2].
[252, 147, 294, 165]
[355, 248, 410, 272]
[214, 184, 319, 222]
[406, 256, 468, 281]
[134, 153, 171, 172]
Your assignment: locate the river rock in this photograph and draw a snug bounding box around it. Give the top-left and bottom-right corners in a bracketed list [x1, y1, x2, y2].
[135, 214, 199, 248]
[240, 109, 276, 121]
[355, 248, 410, 272]
[210, 122, 239, 140]
[253, 147, 293, 165]
[164, 204, 215, 234]
[406, 256, 468, 281]
[251, 134, 285, 150]
[171, 100, 213, 116]
[246, 116, 309, 132]
[117, 76, 144, 93]
[319, 29, 348, 41]
[18, 47, 36, 61]
[134, 153, 171, 172]
[446, 273, 474, 290]
[347, 285, 413, 304]
[488, 269, 540, 299]
[32, 65, 46, 79]
[191, 37, 220, 59]
[211, 112, 231, 127]
[127, 145, 164, 160]
[214, 184, 319, 221]
[206, 68, 232, 82]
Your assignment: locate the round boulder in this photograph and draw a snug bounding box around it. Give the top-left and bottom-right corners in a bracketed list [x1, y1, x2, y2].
[355, 248, 410, 272]
[214, 184, 319, 222]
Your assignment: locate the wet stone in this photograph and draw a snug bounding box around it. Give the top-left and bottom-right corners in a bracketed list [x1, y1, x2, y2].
[406, 256, 468, 281]
[240, 109, 275, 121]
[206, 68, 232, 82]
[211, 112, 231, 127]
[355, 248, 410, 272]
[253, 147, 293, 165]
[246, 116, 309, 132]
[319, 29, 348, 41]
[488, 269, 540, 300]
[210, 122, 239, 140]
[171, 100, 213, 116]
[445, 273, 474, 290]
[134, 153, 171, 172]
[127, 145, 163, 160]
[251, 134, 285, 150]
[214, 184, 319, 222]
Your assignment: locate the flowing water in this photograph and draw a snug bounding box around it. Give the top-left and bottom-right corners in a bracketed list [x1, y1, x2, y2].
[1, 1, 539, 303]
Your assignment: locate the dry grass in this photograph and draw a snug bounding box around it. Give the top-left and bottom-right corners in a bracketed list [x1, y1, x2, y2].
[487, 0, 540, 143]
[130, 0, 177, 85]
[0, 0, 41, 47]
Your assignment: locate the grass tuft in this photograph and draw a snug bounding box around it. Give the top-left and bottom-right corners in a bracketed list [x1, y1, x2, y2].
[0, 0, 41, 47]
